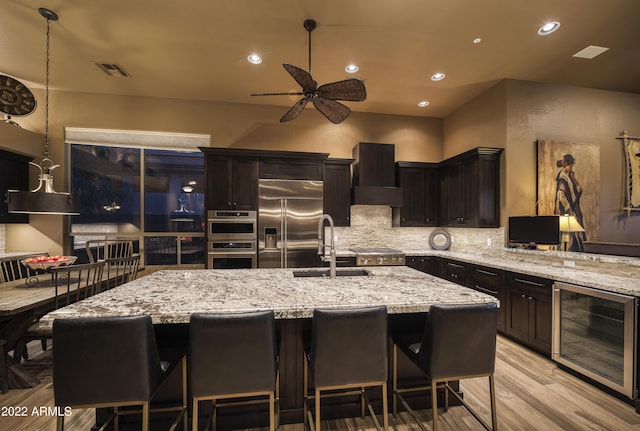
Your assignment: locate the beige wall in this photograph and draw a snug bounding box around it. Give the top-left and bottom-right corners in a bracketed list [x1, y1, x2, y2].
[4, 90, 442, 254]
[5, 80, 640, 253]
[444, 79, 640, 244]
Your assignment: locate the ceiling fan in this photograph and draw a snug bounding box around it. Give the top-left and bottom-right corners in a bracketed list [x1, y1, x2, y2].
[251, 19, 366, 124]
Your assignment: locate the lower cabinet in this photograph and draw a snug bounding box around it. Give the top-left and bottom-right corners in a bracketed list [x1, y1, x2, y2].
[406, 256, 552, 356]
[405, 255, 437, 274]
[438, 258, 472, 287]
[505, 272, 553, 356]
[471, 265, 506, 334]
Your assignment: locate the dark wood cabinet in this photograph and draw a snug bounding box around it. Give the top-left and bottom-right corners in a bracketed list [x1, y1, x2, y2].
[437, 258, 472, 287]
[405, 255, 437, 274]
[259, 158, 323, 180]
[423, 255, 551, 355]
[323, 159, 353, 227]
[0, 149, 31, 223]
[471, 265, 506, 333]
[439, 147, 502, 228]
[206, 156, 257, 210]
[393, 162, 439, 227]
[505, 272, 553, 355]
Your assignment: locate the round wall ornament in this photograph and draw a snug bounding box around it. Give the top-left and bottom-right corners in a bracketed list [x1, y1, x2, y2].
[0, 75, 36, 116]
[429, 229, 451, 250]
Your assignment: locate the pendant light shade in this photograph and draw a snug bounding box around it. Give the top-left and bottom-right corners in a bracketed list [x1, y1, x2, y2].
[6, 8, 79, 216]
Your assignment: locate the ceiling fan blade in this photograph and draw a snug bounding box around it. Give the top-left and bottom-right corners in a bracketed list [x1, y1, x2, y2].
[251, 91, 304, 97]
[312, 98, 351, 124]
[283, 64, 316, 92]
[317, 79, 367, 101]
[280, 98, 309, 122]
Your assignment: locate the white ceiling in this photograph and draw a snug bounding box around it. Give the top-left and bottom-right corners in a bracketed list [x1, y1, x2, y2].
[2, 0, 640, 119]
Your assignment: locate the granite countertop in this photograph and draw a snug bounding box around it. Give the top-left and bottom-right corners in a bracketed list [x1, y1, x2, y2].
[40, 266, 497, 326]
[343, 248, 640, 297]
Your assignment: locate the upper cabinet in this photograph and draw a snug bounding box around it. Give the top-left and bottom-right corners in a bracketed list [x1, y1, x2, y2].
[0, 149, 31, 223]
[201, 147, 329, 212]
[439, 147, 503, 228]
[323, 158, 353, 226]
[393, 162, 439, 227]
[205, 155, 258, 210]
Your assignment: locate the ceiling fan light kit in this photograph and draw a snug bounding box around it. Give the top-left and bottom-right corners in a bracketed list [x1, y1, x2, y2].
[251, 19, 367, 124]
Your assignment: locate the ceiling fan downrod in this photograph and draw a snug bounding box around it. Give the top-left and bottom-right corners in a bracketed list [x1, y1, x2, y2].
[303, 19, 316, 75]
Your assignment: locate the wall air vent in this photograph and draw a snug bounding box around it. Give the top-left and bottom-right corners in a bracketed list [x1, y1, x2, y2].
[95, 62, 131, 77]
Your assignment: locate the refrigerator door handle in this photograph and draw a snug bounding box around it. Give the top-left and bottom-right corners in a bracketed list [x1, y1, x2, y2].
[283, 199, 288, 268]
[281, 199, 286, 268]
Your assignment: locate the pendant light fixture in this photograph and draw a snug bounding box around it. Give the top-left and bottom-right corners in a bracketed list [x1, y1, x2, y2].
[6, 8, 79, 215]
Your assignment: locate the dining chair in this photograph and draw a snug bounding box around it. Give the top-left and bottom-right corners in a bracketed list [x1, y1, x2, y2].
[85, 239, 134, 263]
[0, 253, 48, 283]
[106, 254, 141, 289]
[304, 306, 389, 431]
[392, 303, 498, 431]
[14, 260, 107, 361]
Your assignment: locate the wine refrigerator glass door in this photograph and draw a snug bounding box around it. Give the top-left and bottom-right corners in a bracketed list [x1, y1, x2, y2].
[553, 282, 637, 399]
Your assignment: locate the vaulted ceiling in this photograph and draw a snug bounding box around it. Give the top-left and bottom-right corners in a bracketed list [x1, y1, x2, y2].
[2, 0, 639, 119]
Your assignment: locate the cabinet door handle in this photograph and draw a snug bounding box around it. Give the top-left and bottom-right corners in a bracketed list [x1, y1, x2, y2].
[521, 294, 526, 299]
[475, 285, 498, 296]
[514, 277, 545, 288]
[476, 268, 498, 277]
[528, 296, 533, 300]
[447, 262, 464, 269]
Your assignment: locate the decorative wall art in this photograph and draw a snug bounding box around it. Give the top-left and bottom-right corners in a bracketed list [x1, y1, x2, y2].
[537, 140, 600, 252]
[618, 132, 640, 216]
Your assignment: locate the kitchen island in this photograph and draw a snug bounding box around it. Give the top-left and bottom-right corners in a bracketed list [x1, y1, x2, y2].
[40, 266, 497, 427]
[40, 266, 496, 324]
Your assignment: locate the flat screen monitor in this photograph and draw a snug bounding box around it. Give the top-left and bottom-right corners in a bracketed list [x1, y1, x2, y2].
[508, 216, 560, 246]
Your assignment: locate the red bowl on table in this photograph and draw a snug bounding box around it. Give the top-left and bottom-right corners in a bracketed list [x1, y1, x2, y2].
[21, 255, 78, 271]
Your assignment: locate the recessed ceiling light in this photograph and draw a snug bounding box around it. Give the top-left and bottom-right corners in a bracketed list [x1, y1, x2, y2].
[247, 54, 262, 64]
[431, 72, 446, 81]
[473, 38, 482, 44]
[418, 101, 430, 107]
[345, 64, 359, 73]
[538, 21, 560, 36]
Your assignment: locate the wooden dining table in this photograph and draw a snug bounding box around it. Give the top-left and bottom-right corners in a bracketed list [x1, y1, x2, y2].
[0, 264, 130, 393]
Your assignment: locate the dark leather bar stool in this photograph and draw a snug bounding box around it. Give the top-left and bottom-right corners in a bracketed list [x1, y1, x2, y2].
[189, 310, 279, 431]
[392, 303, 498, 431]
[304, 306, 389, 431]
[52, 315, 187, 431]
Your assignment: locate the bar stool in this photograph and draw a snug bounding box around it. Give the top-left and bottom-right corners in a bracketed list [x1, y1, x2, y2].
[392, 303, 498, 431]
[304, 306, 389, 431]
[52, 315, 187, 431]
[189, 310, 279, 431]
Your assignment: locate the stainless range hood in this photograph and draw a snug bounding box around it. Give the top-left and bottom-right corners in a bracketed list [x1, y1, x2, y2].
[351, 142, 403, 207]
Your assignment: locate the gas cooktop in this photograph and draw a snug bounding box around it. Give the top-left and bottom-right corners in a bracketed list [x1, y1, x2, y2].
[350, 248, 406, 266]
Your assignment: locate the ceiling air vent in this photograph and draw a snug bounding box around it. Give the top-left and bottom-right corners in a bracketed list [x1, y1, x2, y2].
[95, 62, 130, 77]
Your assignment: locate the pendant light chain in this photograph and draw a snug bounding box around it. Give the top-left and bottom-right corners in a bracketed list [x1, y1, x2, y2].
[44, 15, 51, 159]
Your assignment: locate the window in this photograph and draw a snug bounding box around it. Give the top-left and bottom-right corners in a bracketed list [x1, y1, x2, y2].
[69, 143, 205, 266]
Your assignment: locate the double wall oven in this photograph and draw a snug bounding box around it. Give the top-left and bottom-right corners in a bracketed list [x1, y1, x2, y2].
[207, 210, 257, 269]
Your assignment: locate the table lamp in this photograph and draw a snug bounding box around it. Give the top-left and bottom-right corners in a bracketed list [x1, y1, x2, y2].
[559, 214, 585, 251]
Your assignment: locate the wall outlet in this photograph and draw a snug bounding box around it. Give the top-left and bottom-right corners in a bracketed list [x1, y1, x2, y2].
[487, 238, 492, 247]
[563, 259, 576, 268]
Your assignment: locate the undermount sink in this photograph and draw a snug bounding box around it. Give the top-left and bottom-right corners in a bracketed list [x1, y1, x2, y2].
[293, 268, 371, 278]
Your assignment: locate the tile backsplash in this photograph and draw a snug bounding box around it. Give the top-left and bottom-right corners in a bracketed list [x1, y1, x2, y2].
[332, 205, 504, 251]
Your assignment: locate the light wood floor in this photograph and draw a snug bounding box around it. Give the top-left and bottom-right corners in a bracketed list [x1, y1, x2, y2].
[2, 335, 639, 430]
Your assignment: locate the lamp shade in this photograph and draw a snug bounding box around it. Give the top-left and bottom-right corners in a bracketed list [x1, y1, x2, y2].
[6, 189, 79, 215]
[558, 214, 584, 232]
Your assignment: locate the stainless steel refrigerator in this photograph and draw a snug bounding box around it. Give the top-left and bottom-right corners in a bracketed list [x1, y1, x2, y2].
[258, 179, 323, 268]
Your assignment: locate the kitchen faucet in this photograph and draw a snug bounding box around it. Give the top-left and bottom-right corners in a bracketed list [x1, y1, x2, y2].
[317, 214, 336, 279]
